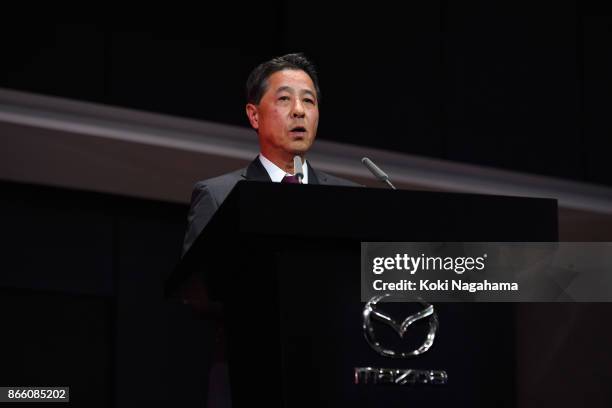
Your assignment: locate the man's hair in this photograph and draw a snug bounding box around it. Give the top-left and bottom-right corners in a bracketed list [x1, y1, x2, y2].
[246, 53, 321, 105]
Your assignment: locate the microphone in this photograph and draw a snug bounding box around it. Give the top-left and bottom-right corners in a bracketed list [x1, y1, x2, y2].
[293, 155, 304, 183]
[361, 157, 396, 190]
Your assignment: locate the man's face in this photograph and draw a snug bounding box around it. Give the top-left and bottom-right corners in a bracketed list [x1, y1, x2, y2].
[246, 69, 319, 159]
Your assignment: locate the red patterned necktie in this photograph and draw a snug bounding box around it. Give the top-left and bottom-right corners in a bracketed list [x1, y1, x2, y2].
[281, 175, 300, 184]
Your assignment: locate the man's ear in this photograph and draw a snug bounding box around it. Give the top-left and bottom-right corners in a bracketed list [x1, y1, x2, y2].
[245, 103, 259, 130]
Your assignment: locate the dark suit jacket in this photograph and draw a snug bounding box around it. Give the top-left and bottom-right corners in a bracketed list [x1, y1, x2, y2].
[182, 157, 360, 255]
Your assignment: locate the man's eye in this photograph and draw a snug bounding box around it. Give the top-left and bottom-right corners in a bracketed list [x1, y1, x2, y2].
[304, 98, 314, 104]
[278, 96, 290, 101]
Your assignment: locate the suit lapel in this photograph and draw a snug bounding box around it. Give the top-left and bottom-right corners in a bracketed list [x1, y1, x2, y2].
[242, 157, 273, 181]
[307, 161, 324, 185]
[306, 161, 328, 185]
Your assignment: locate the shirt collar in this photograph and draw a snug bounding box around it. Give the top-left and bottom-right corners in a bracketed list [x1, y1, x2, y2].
[258, 154, 309, 184]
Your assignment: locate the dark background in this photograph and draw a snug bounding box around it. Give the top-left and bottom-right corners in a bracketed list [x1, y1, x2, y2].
[1, 1, 611, 186]
[0, 181, 212, 407]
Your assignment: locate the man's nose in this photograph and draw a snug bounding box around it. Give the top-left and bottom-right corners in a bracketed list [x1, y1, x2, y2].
[292, 100, 305, 118]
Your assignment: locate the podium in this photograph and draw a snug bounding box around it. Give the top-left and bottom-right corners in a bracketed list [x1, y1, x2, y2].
[166, 181, 557, 408]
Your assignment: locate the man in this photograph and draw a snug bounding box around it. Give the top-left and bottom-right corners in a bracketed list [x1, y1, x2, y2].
[180, 53, 359, 408]
[182, 53, 358, 255]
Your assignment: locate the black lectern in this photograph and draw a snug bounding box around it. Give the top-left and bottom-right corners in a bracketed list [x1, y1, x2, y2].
[166, 181, 557, 408]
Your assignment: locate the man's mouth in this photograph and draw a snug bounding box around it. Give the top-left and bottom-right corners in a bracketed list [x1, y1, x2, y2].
[290, 126, 307, 134]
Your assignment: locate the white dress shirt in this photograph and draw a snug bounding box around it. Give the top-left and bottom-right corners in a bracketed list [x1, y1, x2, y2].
[258, 154, 309, 184]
